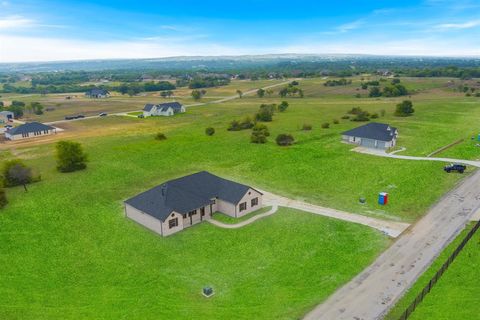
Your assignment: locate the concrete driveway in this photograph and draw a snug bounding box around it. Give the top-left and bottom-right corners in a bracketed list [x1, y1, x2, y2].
[303, 169, 480, 320]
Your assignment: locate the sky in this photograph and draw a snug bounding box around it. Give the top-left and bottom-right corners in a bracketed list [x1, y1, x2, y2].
[0, 0, 480, 62]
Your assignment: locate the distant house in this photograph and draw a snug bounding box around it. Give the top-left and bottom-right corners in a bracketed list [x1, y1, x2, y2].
[0, 111, 14, 123]
[342, 122, 398, 150]
[5, 122, 56, 140]
[85, 88, 110, 98]
[124, 171, 263, 237]
[143, 102, 185, 117]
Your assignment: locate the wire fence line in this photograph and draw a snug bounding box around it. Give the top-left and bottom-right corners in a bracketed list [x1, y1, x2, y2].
[398, 219, 480, 320]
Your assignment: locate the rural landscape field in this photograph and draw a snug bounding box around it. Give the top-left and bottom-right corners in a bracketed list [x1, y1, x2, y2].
[1, 1, 480, 319]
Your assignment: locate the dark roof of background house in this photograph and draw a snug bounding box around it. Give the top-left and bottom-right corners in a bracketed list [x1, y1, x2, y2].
[143, 103, 155, 111]
[342, 122, 397, 142]
[7, 122, 54, 135]
[158, 102, 183, 112]
[86, 88, 109, 95]
[125, 171, 261, 222]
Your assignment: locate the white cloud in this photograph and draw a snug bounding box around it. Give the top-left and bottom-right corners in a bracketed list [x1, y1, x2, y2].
[0, 35, 272, 62]
[0, 15, 35, 30]
[337, 19, 364, 32]
[435, 20, 480, 29]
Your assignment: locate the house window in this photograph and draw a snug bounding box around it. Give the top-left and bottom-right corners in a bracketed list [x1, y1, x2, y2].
[200, 207, 205, 216]
[168, 218, 178, 229]
[182, 214, 187, 219]
[211, 199, 216, 204]
[188, 210, 197, 216]
[251, 198, 258, 207]
[239, 202, 247, 212]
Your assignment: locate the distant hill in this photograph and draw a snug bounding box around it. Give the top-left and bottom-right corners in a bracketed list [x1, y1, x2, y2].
[1, 54, 480, 73]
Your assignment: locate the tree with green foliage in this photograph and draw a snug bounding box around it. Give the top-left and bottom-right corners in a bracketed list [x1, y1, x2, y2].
[205, 127, 215, 136]
[395, 100, 415, 117]
[2, 159, 34, 192]
[276, 134, 294, 146]
[255, 104, 275, 122]
[369, 86, 382, 97]
[30, 102, 44, 115]
[55, 141, 88, 173]
[257, 88, 265, 98]
[266, 89, 274, 97]
[191, 90, 202, 101]
[278, 101, 289, 112]
[250, 124, 270, 144]
[236, 90, 243, 98]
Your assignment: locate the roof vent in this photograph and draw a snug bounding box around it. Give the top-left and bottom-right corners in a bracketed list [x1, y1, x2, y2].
[161, 184, 167, 196]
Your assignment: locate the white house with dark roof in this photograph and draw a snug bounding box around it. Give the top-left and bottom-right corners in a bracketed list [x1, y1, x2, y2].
[124, 171, 263, 236]
[143, 102, 185, 117]
[342, 122, 398, 150]
[85, 88, 110, 98]
[5, 122, 56, 140]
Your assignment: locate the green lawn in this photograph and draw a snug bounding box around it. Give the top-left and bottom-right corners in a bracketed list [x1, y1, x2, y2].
[386, 222, 480, 320]
[0, 195, 389, 320]
[1, 76, 479, 319]
[212, 206, 273, 224]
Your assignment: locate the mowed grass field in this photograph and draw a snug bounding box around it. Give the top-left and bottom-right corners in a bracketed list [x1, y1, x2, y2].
[386, 222, 480, 320]
[0, 76, 479, 319]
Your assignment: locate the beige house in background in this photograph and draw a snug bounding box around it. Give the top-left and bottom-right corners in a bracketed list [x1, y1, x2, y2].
[124, 171, 263, 237]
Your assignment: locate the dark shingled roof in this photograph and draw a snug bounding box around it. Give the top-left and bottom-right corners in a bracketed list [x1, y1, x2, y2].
[7, 122, 54, 135]
[143, 103, 155, 112]
[342, 122, 397, 142]
[125, 171, 261, 222]
[85, 88, 109, 96]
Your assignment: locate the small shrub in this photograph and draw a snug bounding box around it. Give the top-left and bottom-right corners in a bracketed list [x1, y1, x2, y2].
[302, 123, 312, 131]
[205, 127, 215, 136]
[2, 159, 34, 189]
[56, 140, 88, 173]
[256, 104, 276, 122]
[250, 132, 267, 144]
[278, 101, 289, 112]
[341, 115, 350, 119]
[155, 133, 167, 140]
[252, 123, 270, 136]
[333, 119, 339, 124]
[475, 92, 480, 97]
[228, 117, 254, 131]
[0, 188, 7, 208]
[276, 134, 294, 146]
[321, 122, 330, 129]
[351, 112, 371, 122]
[466, 92, 471, 97]
[355, 93, 361, 98]
[370, 113, 379, 119]
[394, 100, 414, 117]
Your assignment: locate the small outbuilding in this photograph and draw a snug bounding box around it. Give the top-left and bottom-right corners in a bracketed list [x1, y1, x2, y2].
[0, 111, 14, 123]
[124, 171, 263, 237]
[342, 122, 398, 150]
[143, 102, 185, 117]
[85, 88, 110, 98]
[5, 122, 56, 140]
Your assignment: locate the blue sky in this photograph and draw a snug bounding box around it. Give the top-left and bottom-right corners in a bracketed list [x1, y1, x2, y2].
[0, 0, 479, 62]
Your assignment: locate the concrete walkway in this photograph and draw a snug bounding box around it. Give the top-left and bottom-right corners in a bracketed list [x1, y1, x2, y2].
[260, 190, 410, 238]
[354, 146, 480, 168]
[207, 205, 279, 229]
[303, 169, 480, 320]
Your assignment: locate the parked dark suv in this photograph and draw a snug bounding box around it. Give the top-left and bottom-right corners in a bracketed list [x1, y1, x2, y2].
[444, 163, 466, 173]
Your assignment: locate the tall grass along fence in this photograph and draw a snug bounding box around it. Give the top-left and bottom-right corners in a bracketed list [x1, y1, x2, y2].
[398, 219, 480, 320]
